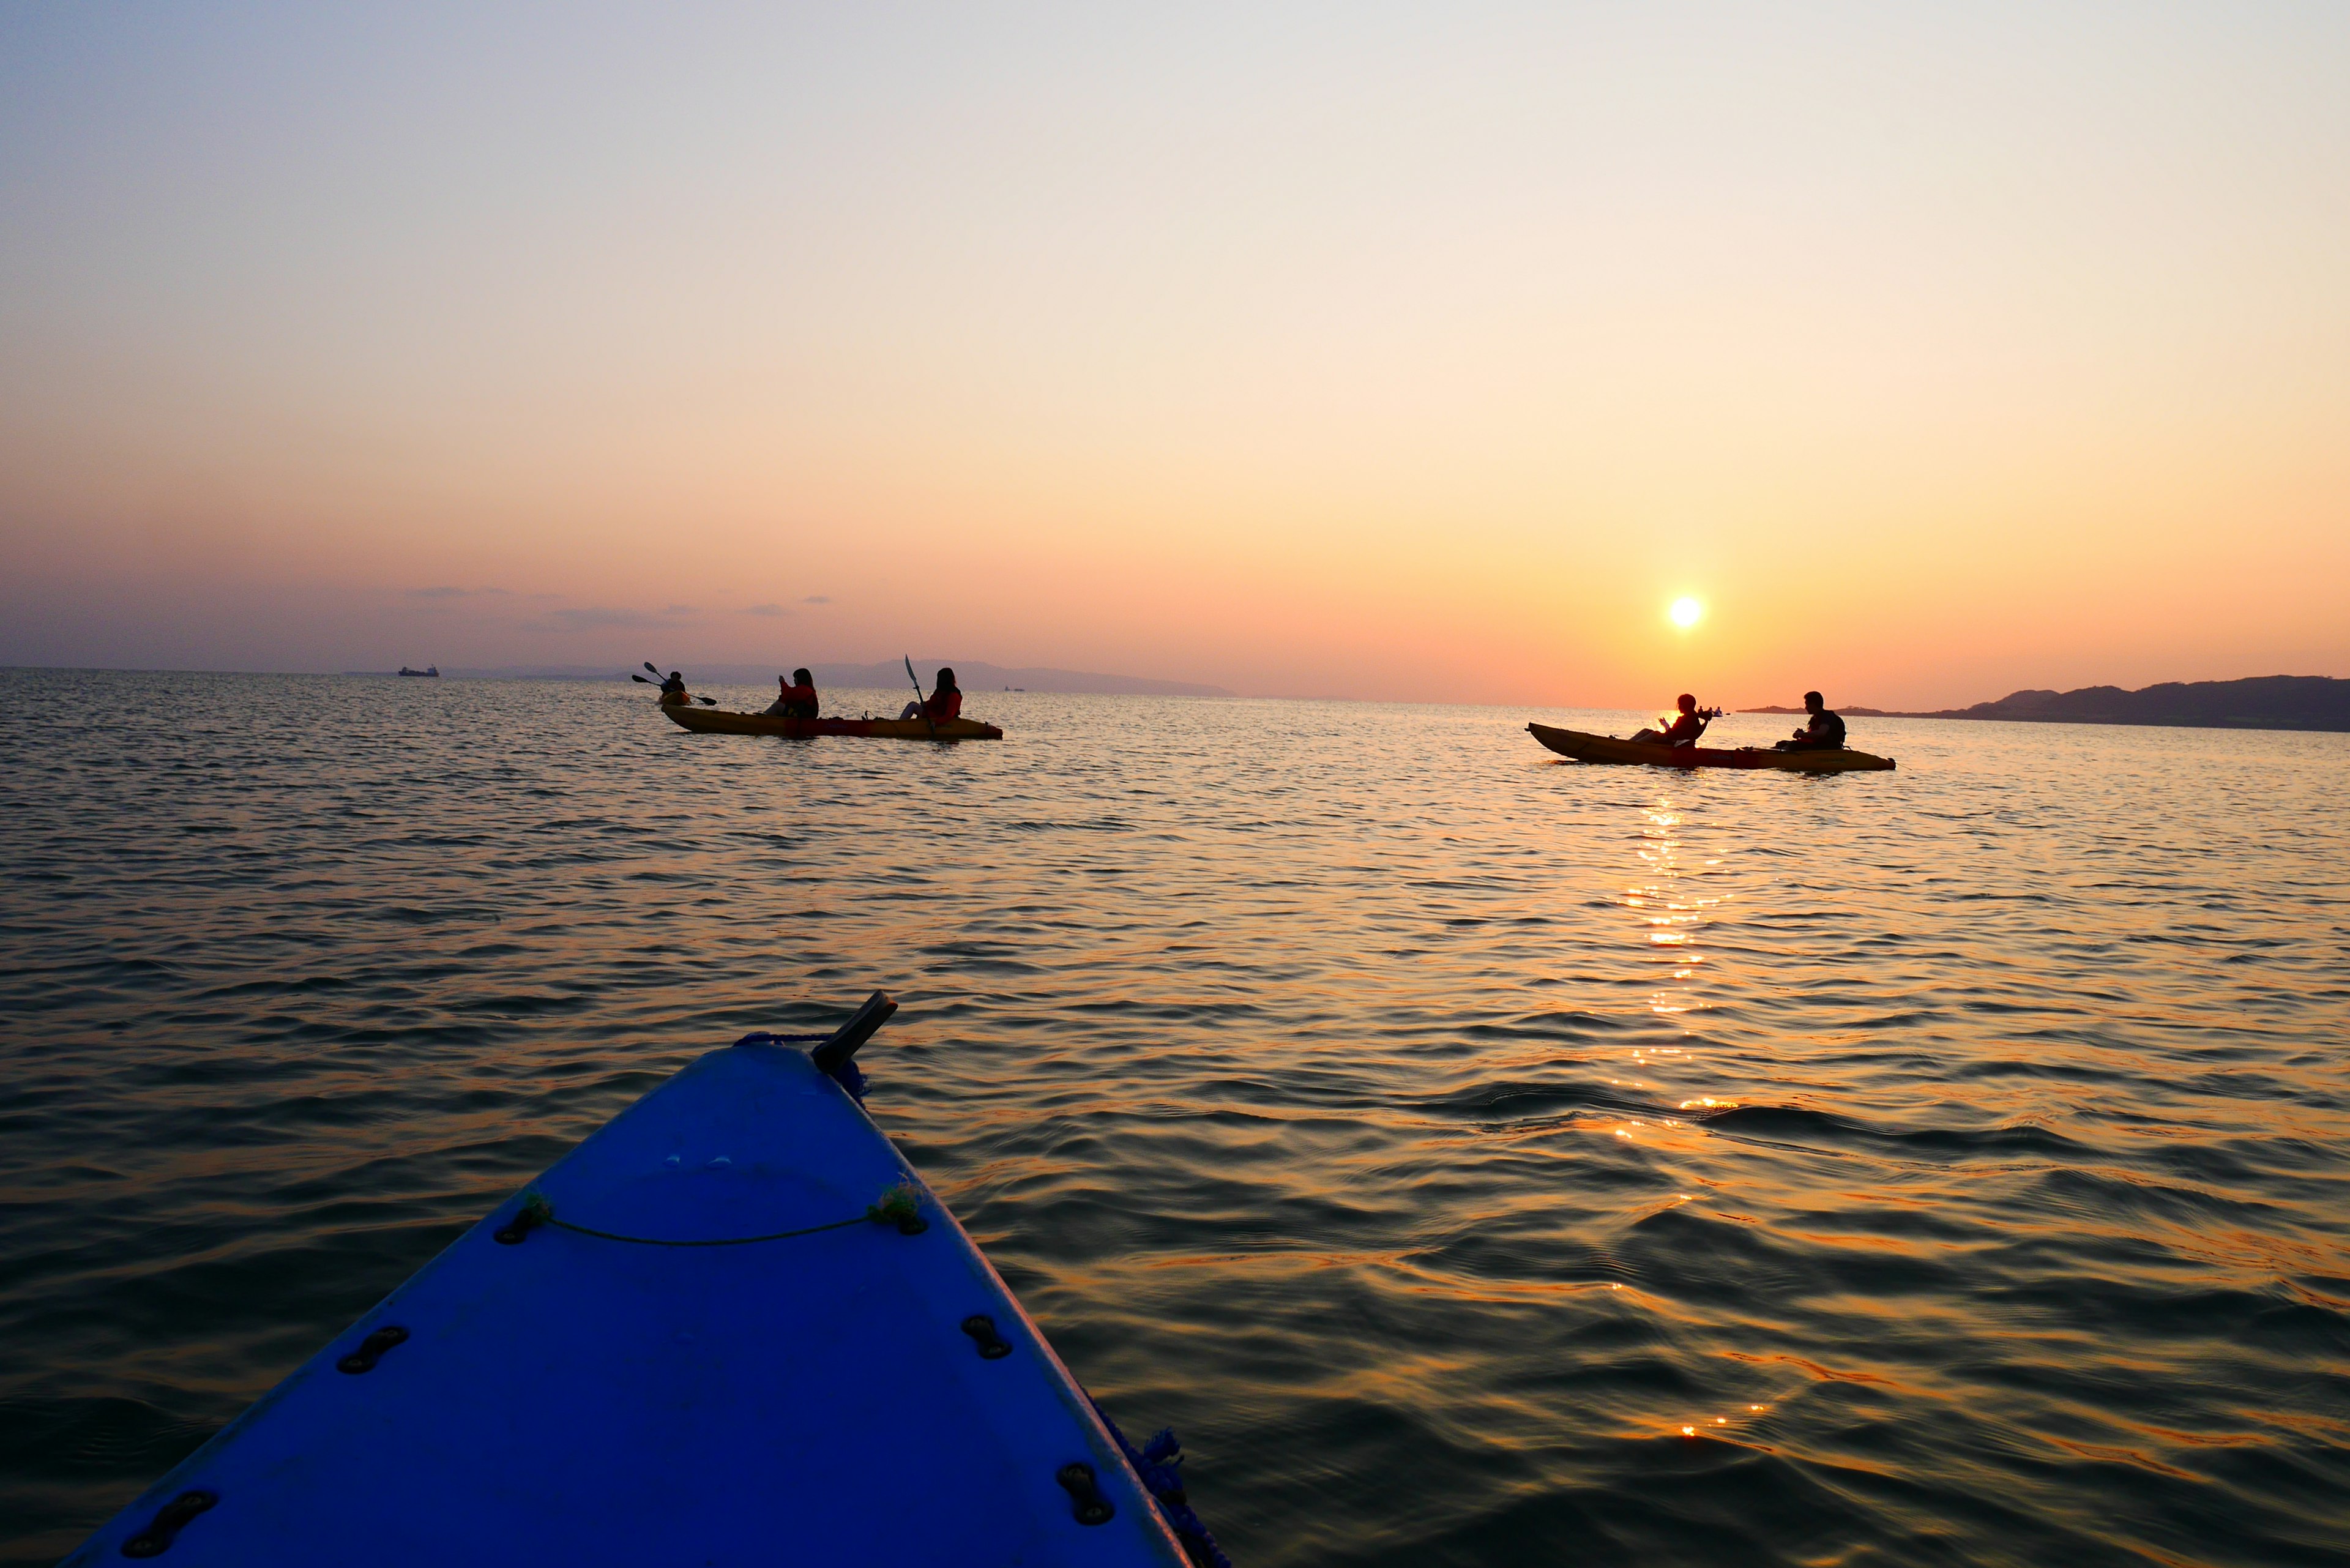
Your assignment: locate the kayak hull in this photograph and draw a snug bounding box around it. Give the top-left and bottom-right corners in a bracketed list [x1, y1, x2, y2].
[66, 1037, 1186, 1566]
[1528, 722, 1895, 772]
[663, 706, 1004, 740]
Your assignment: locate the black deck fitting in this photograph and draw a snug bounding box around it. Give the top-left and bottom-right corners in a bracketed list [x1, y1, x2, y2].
[1057, 1463, 1114, 1525]
[961, 1314, 1015, 1359]
[337, 1324, 409, 1375]
[811, 991, 897, 1074]
[121, 1490, 216, 1557]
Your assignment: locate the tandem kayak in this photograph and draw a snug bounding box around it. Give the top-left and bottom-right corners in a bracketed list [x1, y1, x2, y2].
[1528, 722, 1895, 772]
[65, 996, 1221, 1567]
[663, 706, 1004, 740]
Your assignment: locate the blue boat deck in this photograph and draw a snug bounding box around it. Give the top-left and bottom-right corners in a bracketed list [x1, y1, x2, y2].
[67, 1037, 1196, 1566]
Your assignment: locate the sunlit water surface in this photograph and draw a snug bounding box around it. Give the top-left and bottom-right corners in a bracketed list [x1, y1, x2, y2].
[3, 670, 2347, 1566]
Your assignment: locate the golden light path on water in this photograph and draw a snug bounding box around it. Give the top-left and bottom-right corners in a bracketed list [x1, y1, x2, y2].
[1610, 791, 1759, 1447]
[2, 670, 2348, 1567]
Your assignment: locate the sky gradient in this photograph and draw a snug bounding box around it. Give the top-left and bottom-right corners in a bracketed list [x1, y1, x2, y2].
[4, 2, 2346, 706]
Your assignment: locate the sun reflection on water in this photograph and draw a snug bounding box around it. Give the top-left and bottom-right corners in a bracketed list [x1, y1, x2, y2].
[1621, 796, 1730, 1023]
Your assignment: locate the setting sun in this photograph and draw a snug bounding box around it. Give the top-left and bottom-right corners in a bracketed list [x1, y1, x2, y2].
[1669, 598, 1704, 630]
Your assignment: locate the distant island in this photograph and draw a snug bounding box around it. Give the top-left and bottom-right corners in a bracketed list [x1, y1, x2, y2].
[435, 660, 1236, 698]
[1745, 675, 2349, 733]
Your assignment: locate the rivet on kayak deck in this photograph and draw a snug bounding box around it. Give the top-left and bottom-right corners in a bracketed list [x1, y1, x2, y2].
[120, 1490, 216, 1557]
[337, 1324, 409, 1374]
[1056, 1462, 1114, 1525]
[960, 1315, 1013, 1358]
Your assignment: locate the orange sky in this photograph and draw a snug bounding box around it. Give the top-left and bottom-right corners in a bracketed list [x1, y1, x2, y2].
[3, 5, 2345, 706]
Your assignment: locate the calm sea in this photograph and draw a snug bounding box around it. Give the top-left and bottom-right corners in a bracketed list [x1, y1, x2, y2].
[3, 668, 2346, 1566]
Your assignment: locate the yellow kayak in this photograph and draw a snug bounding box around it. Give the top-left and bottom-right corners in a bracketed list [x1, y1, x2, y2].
[663, 706, 1004, 741]
[1528, 722, 1893, 772]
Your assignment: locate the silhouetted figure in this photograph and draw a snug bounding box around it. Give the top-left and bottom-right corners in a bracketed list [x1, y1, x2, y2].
[657, 671, 690, 706]
[900, 666, 963, 723]
[1780, 691, 1846, 752]
[764, 668, 820, 720]
[1633, 693, 1721, 747]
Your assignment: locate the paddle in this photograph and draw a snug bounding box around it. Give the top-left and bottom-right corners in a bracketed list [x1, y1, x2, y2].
[631, 673, 718, 705]
[903, 655, 937, 738]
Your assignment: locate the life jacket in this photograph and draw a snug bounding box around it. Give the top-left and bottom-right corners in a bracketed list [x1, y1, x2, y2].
[1789, 709, 1846, 749]
[925, 687, 962, 722]
[778, 682, 819, 719]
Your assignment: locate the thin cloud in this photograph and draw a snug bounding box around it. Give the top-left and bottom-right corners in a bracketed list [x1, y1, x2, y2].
[745, 603, 788, 618]
[406, 585, 510, 599]
[802, 594, 832, 605]
[540, 606, 682, 630]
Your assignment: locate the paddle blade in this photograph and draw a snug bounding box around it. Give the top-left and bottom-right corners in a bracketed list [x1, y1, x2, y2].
[643, 662, 660, 675]
[903, 655, 933, 731]
[630, 673, 651, 683]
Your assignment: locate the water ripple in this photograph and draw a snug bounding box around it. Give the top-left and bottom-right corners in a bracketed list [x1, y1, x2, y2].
[2, 669, 2347, 1566]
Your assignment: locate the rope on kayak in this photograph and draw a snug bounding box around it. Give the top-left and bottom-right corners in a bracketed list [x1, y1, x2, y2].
[1090, 1402, 1233, 1568]
[495, 1183, 927, 1247]
[731, 1031, 871, 1101]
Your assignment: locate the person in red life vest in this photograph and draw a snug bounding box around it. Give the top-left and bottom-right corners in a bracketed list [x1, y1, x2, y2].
[763, 668, 820, 720]
[899, 666, 963, 723]
[1632, 693, 1720, 747]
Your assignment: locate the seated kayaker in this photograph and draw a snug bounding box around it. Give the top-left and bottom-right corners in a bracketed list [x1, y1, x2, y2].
[657, 670, 690, 706]
[899, 666, 963, 723]
[1778, 691, 1847, 751]
[763, 668, 820, 720]
[1632, 693, 1720, 747]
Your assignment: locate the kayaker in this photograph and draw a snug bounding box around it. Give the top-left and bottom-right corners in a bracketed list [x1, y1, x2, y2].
[1780, 691, 1848, 751]
[763, 668, 820, 720]
[1633, 693, 1720, 747]
[900, 666, 963, 723]
[657, 671, 690, 706]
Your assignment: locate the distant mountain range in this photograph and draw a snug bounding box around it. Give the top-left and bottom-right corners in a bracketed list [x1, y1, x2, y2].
[1748, 675, 2349, 733]
[423, 660, 1235, 698]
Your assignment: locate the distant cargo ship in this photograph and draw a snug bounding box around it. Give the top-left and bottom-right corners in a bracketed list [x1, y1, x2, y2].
[398, 665, 440, 678]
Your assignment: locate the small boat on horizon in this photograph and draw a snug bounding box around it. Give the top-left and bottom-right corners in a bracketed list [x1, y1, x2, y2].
[1528, 721, 1895, 772]
[398, 665, 439, 678]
